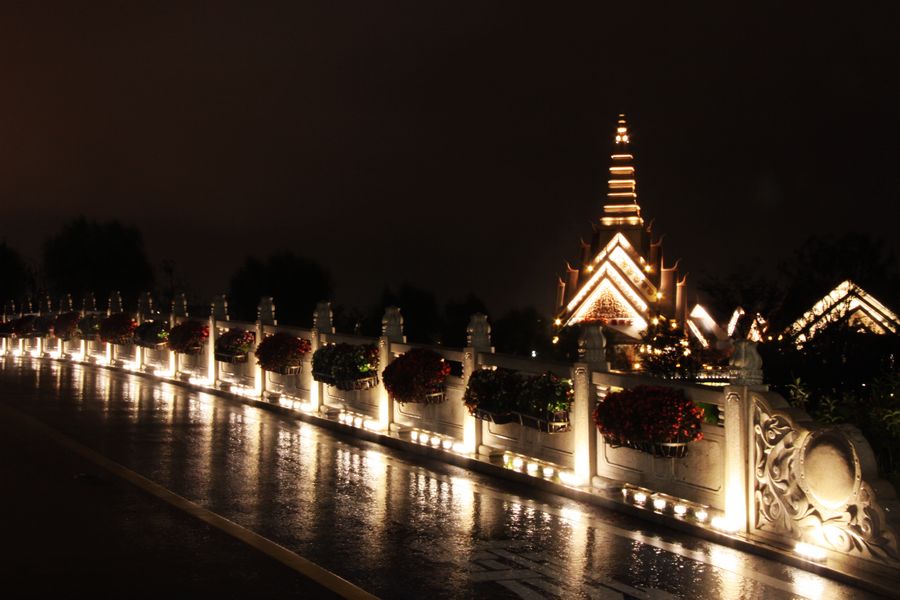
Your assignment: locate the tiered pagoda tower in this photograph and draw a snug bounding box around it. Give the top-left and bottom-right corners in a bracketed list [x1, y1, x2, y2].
[554, 115, 687, 340]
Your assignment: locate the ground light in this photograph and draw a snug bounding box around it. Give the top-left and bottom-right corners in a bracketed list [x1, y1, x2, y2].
[795, 542, 828, 562]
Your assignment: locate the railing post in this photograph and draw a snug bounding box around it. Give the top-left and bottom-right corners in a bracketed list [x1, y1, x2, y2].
[207, 310, 216, 385]
[310, 301, 334, 413]
[256, 297, 276, 399]
[574, 324, 606, 485]
[380, 306, 404, 430]
[464, 313, 492, 454]
[170, 293, 188, 377]
[724, 340, 765, 533]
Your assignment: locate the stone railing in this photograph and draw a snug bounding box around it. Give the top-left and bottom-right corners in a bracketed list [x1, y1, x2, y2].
[1, 291, 898, 587]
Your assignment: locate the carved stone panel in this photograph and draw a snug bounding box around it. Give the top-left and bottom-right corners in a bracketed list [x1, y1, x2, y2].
[752, 394, 899, 566]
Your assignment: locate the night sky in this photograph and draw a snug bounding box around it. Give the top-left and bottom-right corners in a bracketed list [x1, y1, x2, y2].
[1, 3, 898, 315]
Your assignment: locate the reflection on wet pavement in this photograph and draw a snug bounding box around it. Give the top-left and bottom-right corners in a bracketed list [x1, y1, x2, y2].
[0, 358, 884, 600]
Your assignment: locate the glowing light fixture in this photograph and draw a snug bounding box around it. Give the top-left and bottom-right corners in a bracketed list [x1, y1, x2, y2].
[795, 542, 827, 562]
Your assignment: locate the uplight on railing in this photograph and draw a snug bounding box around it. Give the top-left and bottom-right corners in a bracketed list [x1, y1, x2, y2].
[795, 542, 827, 562]
[558, 470, 582, 486]
[652, 497, 667, 511]
[711, 515, 740, 533]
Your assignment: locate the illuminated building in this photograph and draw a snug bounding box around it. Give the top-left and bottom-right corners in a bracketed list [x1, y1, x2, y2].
[554, 115, 688, 340]
[788, 280, 899, 344]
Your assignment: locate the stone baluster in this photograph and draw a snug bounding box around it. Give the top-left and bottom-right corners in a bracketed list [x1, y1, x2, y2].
[256, 297, 276, 398]
[379, 306, 404, 429]
[464, 313, 493, 454]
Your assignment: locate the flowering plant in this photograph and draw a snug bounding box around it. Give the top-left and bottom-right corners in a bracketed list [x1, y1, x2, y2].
[134, 320, 170, 348]
[312, 343, 380, 387]
[331, 343, 379, 381]
[516, 372, 574, 419]
[167, 320, 209, 354]
[215, 329, 255, 357]
[0, 320, 14, 337]
[34, 316, 54, 336]
[463, 368, 520, 417]
[54, 312, 81, 340]
[11, 315, 37, 337]
[255, 332, 311, 372]
[593, 385, 703, 456]
[382, 348, 451, 404]
[77, 314, 101, 340]
[311, 344, 338, 383]
[99, 313, 137, 344]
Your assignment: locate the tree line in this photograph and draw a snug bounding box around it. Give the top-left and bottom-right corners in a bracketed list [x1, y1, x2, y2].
[0, 217, 556, 357]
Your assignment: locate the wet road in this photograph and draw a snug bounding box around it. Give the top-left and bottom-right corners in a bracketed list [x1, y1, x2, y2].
[0, 357, 885, 599]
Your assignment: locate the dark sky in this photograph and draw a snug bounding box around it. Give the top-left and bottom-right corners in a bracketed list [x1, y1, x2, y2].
[1, 3, 898, 315]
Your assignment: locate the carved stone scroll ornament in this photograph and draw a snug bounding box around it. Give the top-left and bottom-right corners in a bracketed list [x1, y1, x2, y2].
[753, 393, 899, 566]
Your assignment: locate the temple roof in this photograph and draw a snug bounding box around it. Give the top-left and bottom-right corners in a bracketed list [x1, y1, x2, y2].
[788, 280, 899, 343]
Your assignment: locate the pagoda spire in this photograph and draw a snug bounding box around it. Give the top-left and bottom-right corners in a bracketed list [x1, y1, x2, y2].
[601, 114, 643, 228]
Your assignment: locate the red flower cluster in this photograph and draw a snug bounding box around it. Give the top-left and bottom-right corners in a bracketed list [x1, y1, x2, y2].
[53, 312, 81, 340]
[255, 333, 311, 372]
[99, 313, 137, 345]
[11, 315, 37, 337]
[382, 348, 451, 404]
[167, 320, 209, 354]
[593, 385, 704, 446]
[215, 328, 255, 356]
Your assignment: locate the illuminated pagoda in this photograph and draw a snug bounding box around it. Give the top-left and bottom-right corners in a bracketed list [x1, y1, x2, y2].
[554, 115, 688, 340]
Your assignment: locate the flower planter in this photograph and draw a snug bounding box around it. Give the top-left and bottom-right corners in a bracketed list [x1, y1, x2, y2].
[267, 364, 301, 376]
[393, 389, 445, 405]
[473, 408, 518, 425]
[333, 375, 379, 391]
[135, 340, 168, 349]
[215, 352, 248, 364]
[603, 436, 690, 459]
[174, 346, 204, 356]
[312, 371, 336, 385]
[518, 411, 571, 434]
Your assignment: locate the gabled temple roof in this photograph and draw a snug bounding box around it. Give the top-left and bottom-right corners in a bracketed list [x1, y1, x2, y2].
[558, 232, 654, 337]
[788, 280, 899, 343]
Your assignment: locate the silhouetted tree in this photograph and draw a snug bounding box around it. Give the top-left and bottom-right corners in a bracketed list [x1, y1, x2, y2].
[227, 252, 332, 325]
[698, 263, 784, 333]
[0, 241, 33, 307]
[42, 218, 153, 309]
[442, 294, 489, 347]
[492, 307, 553, 358]
[778, 234, 900, 328]
[362, 284, 442, 343]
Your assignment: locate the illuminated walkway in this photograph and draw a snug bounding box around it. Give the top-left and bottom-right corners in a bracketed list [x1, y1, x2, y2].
[0, 357, 883, 599]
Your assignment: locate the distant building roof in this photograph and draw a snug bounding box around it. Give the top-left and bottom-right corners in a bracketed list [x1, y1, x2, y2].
[788, 280, 899, 344]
